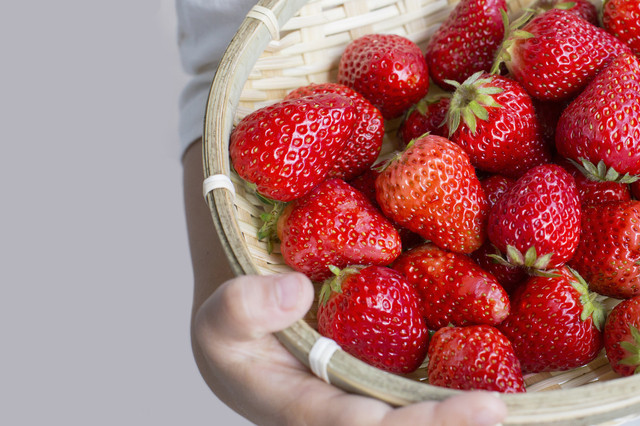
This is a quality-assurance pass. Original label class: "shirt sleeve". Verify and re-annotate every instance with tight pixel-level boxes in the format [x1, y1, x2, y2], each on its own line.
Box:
[176, 0, 257, 155]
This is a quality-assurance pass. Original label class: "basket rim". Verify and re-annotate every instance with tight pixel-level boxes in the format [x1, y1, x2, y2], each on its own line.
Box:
[202, 0, 640, 424]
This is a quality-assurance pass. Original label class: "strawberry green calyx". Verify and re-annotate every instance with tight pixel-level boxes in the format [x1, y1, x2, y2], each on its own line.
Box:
[318, 265, 362, 305]
[569, 158, 640, 184]
[257, 201, 287, 254]
[488, 245, 559, 276]
[619, 325, 640, 375]
[566, 266, 605, 331]
[445, 71, 503, 136]
[490, 9, 535, 75]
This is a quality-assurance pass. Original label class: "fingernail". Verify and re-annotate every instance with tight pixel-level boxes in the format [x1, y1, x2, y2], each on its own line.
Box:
[276, 274, 302, 311]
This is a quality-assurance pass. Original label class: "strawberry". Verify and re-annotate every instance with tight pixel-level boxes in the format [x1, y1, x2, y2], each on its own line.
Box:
[427, 324, 525, 393]
[424, 0, 506, 89]
[375, 134, 488, 254]
[276, 178, 401, 282]
[230, 93, 356, 202]
[531, 98, 570, 146]
[633, 181, 640, 200]
[348, 164, 425, 250]
[392, 243, 510, 330]
[285, 83, 384, 181]
[530, 0, 598, 24]
[470, 242, 527, 294]
[555, 52, 640, 179]
[480, 174, 516, 208]
[604, 295, 640, 376]
[568, 200, 640, 299]
[445, 72, 551, 178]
[487, 164, 581, 271]
[498, 267, 605, 373]
[317, 265, 429, 374]
[398, 95, 450, 146]
[495, 9, 633, 101]
[602, 0, 640, 58]
[338, 34, 430, 119]
[556, 157, 631, 206]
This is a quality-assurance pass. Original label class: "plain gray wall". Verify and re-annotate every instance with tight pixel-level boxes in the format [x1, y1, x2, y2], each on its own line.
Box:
[0, 0, 250, 424]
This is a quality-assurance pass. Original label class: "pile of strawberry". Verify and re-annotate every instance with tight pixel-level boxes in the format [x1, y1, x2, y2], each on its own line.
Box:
[229, 0, 640, 393]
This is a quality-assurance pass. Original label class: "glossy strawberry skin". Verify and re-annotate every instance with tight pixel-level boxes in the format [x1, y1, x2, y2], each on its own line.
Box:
[604, 295, 640, 376]
[556, 157, 631, 206]
[568, 201, 640, 299]
[448, 74, 551, 178]
[602, 0, 640, 58]
[481, 175, 516, 209]
[399, 96, 450, 146]
[338, 34, 430, 119]
[392, 243, 510, 330]
[506, 9, 633, 101]
[285, 83, 384, 181]
[531, 0, 598, 24]
[230, 93, 356, 202]
[424, 0, 506, 89]
[487, 164, 581, 269]
[427, 325, 526, 393]
[317, 266, 429, 374]
[555, 53, 640, 177]
[277, 178, 401, 282]
[498, 267, 604, 373]
[375, 135, 489, 254]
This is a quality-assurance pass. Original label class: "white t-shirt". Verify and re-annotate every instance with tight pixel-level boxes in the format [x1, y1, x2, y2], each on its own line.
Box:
[176, 0, 258, 154]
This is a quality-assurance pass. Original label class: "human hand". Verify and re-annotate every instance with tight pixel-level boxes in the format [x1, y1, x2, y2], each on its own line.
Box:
[193, 272, 508, 426]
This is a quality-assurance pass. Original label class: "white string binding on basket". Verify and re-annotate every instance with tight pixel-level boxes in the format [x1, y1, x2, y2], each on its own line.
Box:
[203, 174, 236, 200]
[247, 5, 280, 41]
[309, 336, 340, 384]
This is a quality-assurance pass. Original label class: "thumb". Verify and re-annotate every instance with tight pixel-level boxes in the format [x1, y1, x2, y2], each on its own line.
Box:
[195, 272, 315, 344]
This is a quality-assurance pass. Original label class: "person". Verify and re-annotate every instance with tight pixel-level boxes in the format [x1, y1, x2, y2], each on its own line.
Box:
[177, 1, 508, 424]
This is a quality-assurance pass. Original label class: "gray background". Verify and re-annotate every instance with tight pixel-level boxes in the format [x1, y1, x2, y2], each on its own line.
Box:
[0, 0, 250, 424]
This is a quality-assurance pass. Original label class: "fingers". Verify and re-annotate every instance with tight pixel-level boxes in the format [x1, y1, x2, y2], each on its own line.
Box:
[194, 272, 315, 344]
[426, 391, 507, 426]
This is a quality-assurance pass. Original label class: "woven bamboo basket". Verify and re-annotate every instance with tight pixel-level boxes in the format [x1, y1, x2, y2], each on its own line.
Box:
[202, 0, 640, 424]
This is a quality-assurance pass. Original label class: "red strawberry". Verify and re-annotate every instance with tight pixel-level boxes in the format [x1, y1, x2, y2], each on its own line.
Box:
[555, 52, 640, 179]
[556, 157, 631, 206]
[285, 83, 384, 181]
[602, 0, 640, 58]
[317, 265, 429, 374]
[338, 34, 430, 119]
[276, 178, 401, 281]
[633, 181, 640, 200]
[392, 243, 510, 330]
[530, 0, 598, 24]
[424, 0, 506, 89]
[480, 174, 516, 208]
[604, 295, 640, 376]
[498, 267, 605, 373]
[445, 72, 551, 178]
[568, 200, 640, 299]
[496, 9, 633, 101]
[531, 98, 570, 146]
[398, 95, 450, 146]
[230, 93, 356, 201]
[348, 164, 425, 250]
[487, 164, 581, 271]
[375, 134, 488, 253]
[470, 242, 527, 294]
[427, 324, 525, 393]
